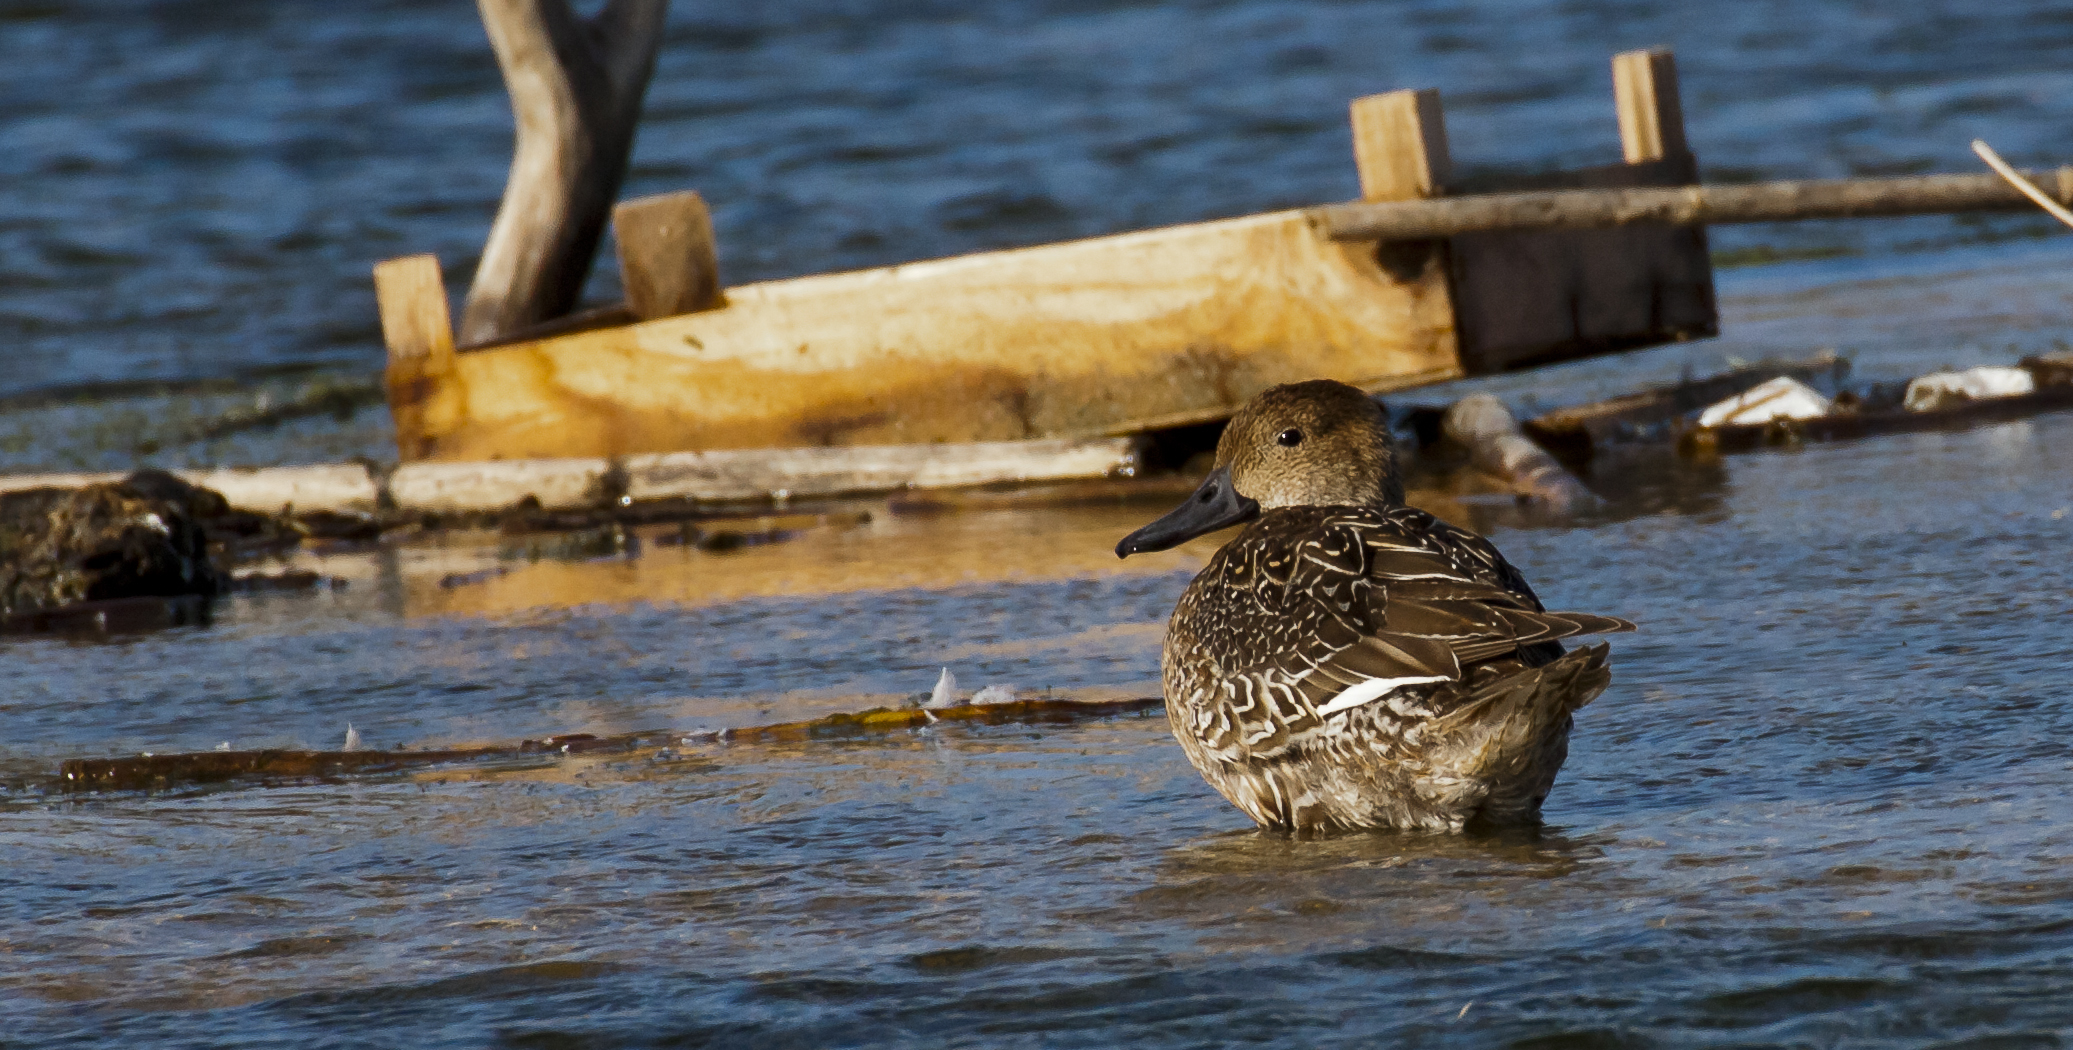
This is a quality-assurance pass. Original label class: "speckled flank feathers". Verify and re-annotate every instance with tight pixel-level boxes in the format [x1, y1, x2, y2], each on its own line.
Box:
[1122, 380, 1634, 833]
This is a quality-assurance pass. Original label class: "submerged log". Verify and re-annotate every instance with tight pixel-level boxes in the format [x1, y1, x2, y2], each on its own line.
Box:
[460, 0, 670, 345]
[57, 696, 1165, 791]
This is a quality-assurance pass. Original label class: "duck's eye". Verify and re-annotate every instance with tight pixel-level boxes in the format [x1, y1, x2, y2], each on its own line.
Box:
[1276, 428, 1303, 447]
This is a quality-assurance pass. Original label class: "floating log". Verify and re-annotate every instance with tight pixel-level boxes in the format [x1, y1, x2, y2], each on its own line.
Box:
[56, 696, 1165, 791]
[1441, 394, 1598, 509]
[1314, 169, 2073, 242]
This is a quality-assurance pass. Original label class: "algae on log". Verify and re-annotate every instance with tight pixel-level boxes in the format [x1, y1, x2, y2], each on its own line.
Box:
[0, 470, 232, 620]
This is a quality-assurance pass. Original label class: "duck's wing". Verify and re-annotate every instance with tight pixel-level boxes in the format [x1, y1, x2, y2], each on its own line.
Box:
[1287, 512, 1625, 700]
[1179, 509, 1631, 763]
[1196, 512, 1628, 760]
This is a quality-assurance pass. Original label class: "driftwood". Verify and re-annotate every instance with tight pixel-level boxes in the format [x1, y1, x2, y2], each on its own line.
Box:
[1440, 394, 1597, 509]
[1314, 168, 2073, 242]
[1524, 356, 1850, 460]
[460, 0, 670, 345]
[56, 696, 1165, 791]
[1684, 361, 2073, 456]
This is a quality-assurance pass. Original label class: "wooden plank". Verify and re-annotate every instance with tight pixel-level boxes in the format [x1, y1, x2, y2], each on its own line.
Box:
[1614, 48, 1687, 163]
[1443, 49, 1715, 373]
[0, 466, 379, 514]
[614, 190, 721, 320]
[397, 209, 1462, 461]
[1350, 89, 1451, 201]
[374, 254, 465, 461]
[373, 254, 455, 370]
[387, 437, 1142, 513]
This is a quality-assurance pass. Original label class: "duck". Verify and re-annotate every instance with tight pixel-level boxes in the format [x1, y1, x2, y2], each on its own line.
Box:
[1115, 379, 1634, 833]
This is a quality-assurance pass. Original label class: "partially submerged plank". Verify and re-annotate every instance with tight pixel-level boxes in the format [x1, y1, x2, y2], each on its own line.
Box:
[387, 436, 1142, 513]
[398, 209, 1462, 461]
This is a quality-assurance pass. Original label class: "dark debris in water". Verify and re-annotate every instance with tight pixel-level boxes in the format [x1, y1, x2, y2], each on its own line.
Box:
[53, 696, 1167, 792]
[0, 470, 228, 621]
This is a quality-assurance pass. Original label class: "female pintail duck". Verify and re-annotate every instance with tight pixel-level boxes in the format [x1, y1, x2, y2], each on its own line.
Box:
[1116, 380, 1634, 833]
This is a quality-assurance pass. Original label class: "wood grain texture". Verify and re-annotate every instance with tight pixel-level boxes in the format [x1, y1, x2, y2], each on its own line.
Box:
[386, 438, 1141, 512]
[1613, 49, 1686, 164]
[1442, 49, 1714, 374]
[613, 190, 720, 320]
[1350, 89, 1452, 201]
[375, 254, 466, 461]
[399, 209, 1461, 461]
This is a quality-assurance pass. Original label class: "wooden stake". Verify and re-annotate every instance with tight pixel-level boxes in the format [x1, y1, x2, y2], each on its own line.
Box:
[613, 190, 721, 320]
[374, 254, 455, 372]
[376, 253, 462, 461]
[461, 0, 670, 345]
[1350, 89, 1451, 201]
[1613, 49, 1688, 165]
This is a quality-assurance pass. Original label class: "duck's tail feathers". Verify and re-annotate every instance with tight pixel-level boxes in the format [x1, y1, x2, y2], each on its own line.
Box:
[1428, 643, 1613, 820]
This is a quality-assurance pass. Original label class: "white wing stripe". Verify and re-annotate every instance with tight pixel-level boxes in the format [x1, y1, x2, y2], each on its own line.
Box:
[1313, 675, 1451, 718]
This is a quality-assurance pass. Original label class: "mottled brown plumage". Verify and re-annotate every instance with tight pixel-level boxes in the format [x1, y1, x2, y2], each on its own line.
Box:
[1117, 380, 1634, 832]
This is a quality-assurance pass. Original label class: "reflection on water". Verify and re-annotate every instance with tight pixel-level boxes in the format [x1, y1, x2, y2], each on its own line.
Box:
[6, 410, 2073, 1045]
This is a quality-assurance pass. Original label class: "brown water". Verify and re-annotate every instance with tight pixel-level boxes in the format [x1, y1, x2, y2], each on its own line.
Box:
[9, 0, 2073, 1044]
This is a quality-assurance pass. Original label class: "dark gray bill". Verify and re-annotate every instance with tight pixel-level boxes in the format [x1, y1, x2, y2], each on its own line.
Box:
[1114, 465, 1260, 558]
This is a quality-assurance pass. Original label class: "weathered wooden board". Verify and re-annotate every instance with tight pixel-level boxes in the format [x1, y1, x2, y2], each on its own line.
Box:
[394, 208, 1460, 461]
[1444, 50, 1717, 373]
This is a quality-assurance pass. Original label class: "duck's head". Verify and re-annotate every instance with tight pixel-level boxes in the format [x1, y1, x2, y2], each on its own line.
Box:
[1116, 379, 1402, 557]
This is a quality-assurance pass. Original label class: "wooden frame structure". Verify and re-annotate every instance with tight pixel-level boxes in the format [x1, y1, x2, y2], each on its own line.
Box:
[377, 50, 1717, 462]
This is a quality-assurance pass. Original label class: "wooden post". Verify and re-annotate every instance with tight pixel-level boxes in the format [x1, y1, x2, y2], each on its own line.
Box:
[1350, 89, 1452, 201]
[375, 254, 461, 461]
[613, 190, 721, 321]
[460, 0, 671, 346]
[1613, 49, 1688, 165]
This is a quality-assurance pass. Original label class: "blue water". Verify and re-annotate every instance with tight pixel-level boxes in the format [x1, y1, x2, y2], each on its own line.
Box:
[7, 0, 2073, 1045]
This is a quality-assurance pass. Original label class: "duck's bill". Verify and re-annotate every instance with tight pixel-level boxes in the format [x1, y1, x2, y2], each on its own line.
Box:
[1115, 465, 1261, 558]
